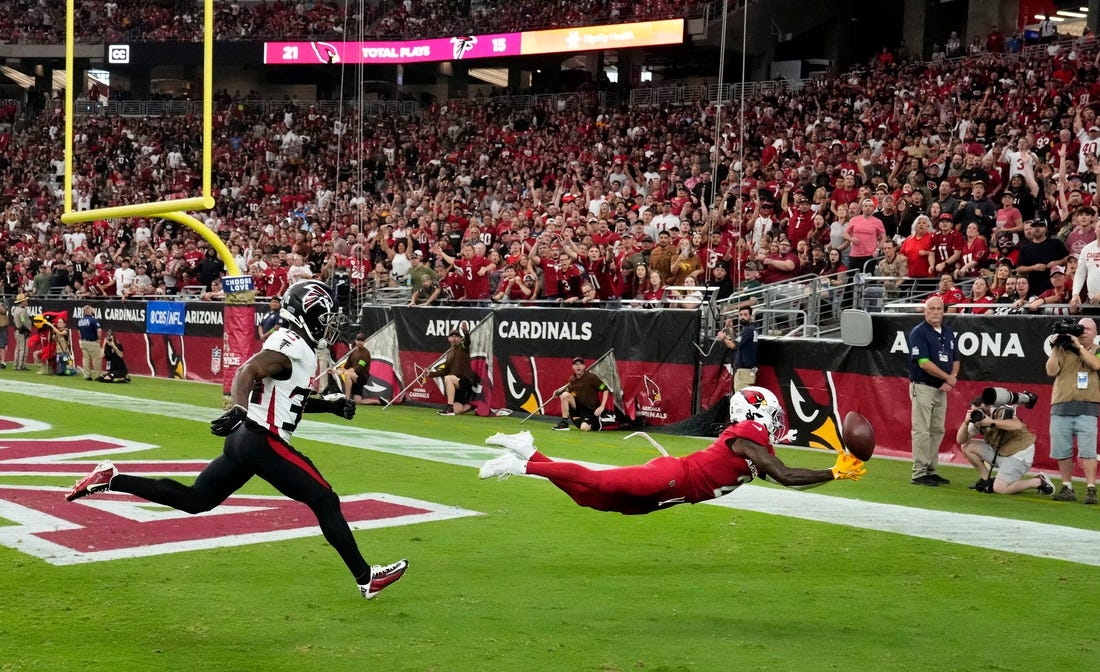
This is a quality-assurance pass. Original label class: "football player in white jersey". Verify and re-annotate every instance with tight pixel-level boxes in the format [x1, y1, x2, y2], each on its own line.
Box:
[65, 280, 408, 600]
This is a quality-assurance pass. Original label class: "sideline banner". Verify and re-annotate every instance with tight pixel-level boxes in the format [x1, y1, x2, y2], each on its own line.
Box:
[19, 299, 270, 383]
[15, 300, 1076, 450]
[364, 306, 699, 425]
[702, 314, 1076, 473]
[144, 302, 186, 336]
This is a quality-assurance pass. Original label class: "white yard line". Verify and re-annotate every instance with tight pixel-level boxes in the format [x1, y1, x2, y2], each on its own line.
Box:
[2, 379, 1098, 567]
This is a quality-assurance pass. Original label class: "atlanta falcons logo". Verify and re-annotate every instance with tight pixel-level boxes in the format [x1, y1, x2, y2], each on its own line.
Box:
[301, 286, 332, 313]
[450, 35, 477, 60]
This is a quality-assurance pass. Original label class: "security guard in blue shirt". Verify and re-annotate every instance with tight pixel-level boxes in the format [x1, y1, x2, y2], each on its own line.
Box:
[908, 296, 959, 486]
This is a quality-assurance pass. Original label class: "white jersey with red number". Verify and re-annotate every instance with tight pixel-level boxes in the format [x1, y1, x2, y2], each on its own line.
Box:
[246, 328, 317, 442]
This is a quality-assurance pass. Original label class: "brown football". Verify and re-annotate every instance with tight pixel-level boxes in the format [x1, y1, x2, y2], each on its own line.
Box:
[842, 411, 876, 461]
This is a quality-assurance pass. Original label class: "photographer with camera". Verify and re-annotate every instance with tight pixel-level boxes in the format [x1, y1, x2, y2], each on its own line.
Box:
[99, 331, 130, 383]
[957, 389, 1054, 495]
[1044, 317, 1100, 504]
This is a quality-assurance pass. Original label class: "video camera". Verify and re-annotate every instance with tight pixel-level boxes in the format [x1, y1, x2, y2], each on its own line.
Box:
[1050, 318, 1085, 349]
[969, 387, 1038, 423]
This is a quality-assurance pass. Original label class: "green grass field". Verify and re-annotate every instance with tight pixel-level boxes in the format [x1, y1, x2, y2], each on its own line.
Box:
[0, 372, 1096, 672]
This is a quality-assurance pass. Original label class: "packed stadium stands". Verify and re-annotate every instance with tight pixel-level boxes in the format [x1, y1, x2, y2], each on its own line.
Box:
[0, 0, 707, 44]
[0, 12, 1098, 332]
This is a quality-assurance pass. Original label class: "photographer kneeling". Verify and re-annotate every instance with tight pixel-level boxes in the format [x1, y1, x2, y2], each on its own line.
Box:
[98, 331, 130, 383]
[957, 391, 1055, 496]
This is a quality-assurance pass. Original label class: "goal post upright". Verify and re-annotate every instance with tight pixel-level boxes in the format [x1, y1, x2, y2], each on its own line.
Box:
[61, 0, 237, 276]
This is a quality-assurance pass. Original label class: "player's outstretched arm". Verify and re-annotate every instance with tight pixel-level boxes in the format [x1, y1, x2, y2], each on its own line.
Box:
[304, 395, 356, 419]
[733, 438, 846, 487]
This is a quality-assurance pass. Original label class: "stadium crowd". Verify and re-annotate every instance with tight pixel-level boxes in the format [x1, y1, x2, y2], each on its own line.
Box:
[0, 24, 1099, 315]
[0, 0, 704, 44]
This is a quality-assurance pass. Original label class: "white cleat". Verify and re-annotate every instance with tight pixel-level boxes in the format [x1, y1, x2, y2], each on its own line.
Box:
[358, 559, 408, 600]
[485, 431, 536, 459]
[478, 454, 527, 480]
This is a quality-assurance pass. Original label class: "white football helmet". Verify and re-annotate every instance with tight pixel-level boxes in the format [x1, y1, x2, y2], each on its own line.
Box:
[729, 386, 788, 444]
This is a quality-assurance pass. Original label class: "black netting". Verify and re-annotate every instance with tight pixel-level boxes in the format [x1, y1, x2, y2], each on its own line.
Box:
[657, 395, 729, 438]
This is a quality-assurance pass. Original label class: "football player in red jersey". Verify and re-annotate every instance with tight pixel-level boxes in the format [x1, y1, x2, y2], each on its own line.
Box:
[478, 387, 866, 514]
[64, 281, 408, 600]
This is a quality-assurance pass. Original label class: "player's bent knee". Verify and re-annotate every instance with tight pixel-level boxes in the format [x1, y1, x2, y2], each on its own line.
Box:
[304, 488, 341, 513]
[180, 493, 221, 515]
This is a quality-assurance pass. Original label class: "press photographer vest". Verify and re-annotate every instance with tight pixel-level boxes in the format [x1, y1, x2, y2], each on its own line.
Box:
[1049, 348, 1100, 406]
[981, 423, 1036, 457]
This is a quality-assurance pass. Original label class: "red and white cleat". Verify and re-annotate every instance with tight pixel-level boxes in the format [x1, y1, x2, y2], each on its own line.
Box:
[359, 559, 409, 600]
[65, 462, 118, 501]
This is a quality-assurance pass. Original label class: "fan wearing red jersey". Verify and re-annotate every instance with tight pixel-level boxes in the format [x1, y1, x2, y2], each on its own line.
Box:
[64, 280, 408, 600]
[478, 387, 866, 514]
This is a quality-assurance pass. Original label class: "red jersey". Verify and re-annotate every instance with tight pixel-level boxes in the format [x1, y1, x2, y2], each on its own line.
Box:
[931, 229, 964, 269]
[931, 287, 966, 308]
[584, 257, 618, 300]
[557, 263, 584, 300]
[456, 255, 493, 300]
[786, 210, 816, 247]
[265, 266, 289, 297]
[831, 186, 860, 208]
[678, 421, 774, 503]
[439, 270, 465, 302]
[959, 238, 988, 277]
[960, 294, 995, 314]
[538, 257, 565, 298]
[183, 249, 204, 269]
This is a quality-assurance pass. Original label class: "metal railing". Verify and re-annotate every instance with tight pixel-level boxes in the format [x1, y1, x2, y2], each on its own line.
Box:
[71, 98, 419, 118]
[472, 90, 610, 111]
[628, 79, 814, 108]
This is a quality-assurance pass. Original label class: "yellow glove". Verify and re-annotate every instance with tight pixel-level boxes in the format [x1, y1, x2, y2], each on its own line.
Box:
[830, 451, 867, 481]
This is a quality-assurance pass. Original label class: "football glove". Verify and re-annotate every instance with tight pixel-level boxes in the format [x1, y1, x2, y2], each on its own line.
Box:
[334, 398, 356, 420]
[830, 451, 867, 481]
[211, 405, 247, 437]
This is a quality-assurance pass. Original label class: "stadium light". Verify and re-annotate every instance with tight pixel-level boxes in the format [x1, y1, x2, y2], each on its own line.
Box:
[1057, 10, 1087, 18]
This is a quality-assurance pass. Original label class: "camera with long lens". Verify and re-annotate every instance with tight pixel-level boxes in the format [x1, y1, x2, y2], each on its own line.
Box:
[969, 407, 987, 424]
[981, 387, 1038, 410]
[1050, 318, 1085, 349]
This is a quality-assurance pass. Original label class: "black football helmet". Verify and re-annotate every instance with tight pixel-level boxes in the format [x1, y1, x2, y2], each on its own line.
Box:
[280, 280, 346, 348]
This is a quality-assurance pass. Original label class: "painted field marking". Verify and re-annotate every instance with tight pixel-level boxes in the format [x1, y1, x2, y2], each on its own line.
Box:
[1, 379, 1096, 567]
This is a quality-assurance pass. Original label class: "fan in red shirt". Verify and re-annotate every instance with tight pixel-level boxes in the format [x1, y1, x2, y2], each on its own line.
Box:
[182, 241, 205, 269]
[531, 242, 569, 300]
[583, 246, 618, 300]
[555, 251, 585, 301]
[1029, 266, 1073, 311]
[477, 386, 866, 513]
[830, 174, 860, 209]
[438, 267, 466, 303]
[956, 222, 989, 278]
[698, 230, 732, 276]
[930, 213, 964, 275]
[785, 196, 816, 247]
[899, 215, 935, 280]
[930, 273, 966, 310]
[249, 262, 270, 297]
[265, 262, 289, 299]
[440, 242, 495, 302]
